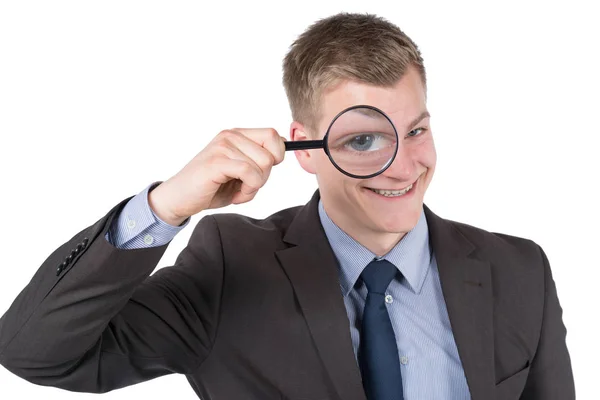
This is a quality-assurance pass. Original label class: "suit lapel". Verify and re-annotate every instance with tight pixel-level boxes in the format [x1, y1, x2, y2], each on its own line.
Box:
[275, 190, 366, 400]
[423, 205, 495, 399]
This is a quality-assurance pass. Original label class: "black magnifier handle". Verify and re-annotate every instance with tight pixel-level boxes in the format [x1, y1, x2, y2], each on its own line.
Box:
[284, 140, 324, 151]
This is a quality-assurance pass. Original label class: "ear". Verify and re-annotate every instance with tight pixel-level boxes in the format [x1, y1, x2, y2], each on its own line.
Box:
[290, 121, 317, 175]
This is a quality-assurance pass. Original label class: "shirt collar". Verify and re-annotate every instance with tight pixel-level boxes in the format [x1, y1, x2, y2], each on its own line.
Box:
[318, 199, 431, 296]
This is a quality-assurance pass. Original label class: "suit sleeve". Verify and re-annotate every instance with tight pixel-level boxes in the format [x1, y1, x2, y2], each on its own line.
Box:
[0, 196, 224, 393]
[520, 244, 576, 399]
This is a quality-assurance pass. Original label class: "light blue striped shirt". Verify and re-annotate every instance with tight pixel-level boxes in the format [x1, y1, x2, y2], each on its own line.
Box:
[317, 200, 470, 399]
[107, 182, 470, 399]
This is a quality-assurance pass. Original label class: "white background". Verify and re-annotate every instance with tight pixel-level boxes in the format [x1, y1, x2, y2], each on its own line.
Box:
[0, 0, 598, 398]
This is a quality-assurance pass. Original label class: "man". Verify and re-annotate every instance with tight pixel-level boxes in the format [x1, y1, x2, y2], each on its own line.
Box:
[0, 12, 574, 400]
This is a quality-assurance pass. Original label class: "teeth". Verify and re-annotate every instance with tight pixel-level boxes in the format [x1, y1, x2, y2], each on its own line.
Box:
[370, 183, 413, 197]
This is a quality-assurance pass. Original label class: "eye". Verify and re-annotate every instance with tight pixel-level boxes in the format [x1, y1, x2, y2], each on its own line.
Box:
[407, 127, 428, 138]
[332, 132, 396, 153]
[345, 134, 376, 151]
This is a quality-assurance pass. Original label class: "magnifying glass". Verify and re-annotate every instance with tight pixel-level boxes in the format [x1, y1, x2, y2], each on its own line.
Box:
[284, 105, 399, 179]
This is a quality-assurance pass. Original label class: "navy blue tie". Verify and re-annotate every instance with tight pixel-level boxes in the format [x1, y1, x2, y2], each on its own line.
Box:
[359, 259, 404, 400]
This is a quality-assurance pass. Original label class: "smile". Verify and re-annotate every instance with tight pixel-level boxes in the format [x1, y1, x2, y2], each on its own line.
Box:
[366, 180, 416, 197]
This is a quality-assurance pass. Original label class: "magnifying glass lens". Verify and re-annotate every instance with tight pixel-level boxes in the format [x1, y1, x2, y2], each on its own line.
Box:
[326, 106, 398, 178]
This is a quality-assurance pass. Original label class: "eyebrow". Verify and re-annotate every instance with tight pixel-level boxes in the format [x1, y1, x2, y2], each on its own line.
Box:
[407, 110, 430, 131]
[346, 107, 430, 130]
[354, 107, 388, 119]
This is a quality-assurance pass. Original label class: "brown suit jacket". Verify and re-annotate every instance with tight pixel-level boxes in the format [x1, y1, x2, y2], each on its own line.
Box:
[0, 190, 575, 399]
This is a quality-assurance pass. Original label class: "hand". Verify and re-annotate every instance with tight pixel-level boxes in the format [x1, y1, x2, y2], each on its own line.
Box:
[149, 128, 286, 225]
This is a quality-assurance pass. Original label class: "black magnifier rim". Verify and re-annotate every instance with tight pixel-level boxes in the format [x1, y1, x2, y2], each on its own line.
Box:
[323, 104, 399, 179]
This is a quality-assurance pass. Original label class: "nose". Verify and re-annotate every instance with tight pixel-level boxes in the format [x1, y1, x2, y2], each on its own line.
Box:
[381, 143, 415, 180]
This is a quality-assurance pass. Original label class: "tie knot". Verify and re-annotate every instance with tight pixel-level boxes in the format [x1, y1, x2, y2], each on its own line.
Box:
[360, 259, 398, 294]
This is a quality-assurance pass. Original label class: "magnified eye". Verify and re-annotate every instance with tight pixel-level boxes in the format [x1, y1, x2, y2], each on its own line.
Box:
[346, 134, 376, 151]
[339, 133, 395, 153]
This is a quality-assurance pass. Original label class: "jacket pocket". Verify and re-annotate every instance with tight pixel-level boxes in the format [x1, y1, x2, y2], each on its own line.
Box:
[495, 364, 530, 399]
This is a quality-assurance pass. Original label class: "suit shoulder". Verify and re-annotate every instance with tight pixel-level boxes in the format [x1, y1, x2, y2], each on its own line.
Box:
[444, 216, 541, 261]
[199, 204, 303, 241]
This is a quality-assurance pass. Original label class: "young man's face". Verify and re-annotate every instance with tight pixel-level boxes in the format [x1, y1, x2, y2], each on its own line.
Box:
[291, 66, 436, 254]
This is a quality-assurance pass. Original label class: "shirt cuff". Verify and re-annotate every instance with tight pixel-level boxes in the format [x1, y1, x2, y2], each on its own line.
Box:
[106, 181, 190, 249]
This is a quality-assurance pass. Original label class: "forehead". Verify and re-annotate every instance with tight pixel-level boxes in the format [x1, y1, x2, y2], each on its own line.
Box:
[318, 67, 427, 129]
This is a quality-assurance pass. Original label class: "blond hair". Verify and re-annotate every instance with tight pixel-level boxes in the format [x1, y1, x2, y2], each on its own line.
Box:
[282, 12, 426, 133]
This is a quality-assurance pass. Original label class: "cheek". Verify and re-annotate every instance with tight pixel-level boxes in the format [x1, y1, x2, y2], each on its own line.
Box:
[416, 138, 437, 167]
[314, 151, 337, 175]
[315, 158, 355, 195]
[425, 147, 437, 167]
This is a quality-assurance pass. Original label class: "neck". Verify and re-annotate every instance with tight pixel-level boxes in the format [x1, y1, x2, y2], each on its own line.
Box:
[323, 203, 407, 257]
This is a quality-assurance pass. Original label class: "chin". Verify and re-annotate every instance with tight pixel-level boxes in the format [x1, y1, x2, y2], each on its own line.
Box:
[374, 208, 421, 233]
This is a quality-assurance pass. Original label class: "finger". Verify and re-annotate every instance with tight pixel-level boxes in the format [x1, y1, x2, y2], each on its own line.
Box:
[218, 142, 275, 190]
[211, 158, 264, 193]
[231, 128, 286, 166]
[230, 184, 259, 205]
[222, 131, 277, 176]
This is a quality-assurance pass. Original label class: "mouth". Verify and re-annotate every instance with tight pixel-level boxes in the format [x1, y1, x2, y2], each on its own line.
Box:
[364, 177, 419, 198]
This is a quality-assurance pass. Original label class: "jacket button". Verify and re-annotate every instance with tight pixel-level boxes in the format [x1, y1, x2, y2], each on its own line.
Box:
[66, 254, 73, 263]
[56, 261, 68, 275]
[76, 243, 83, 251]
[82, 237, 89, 247]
